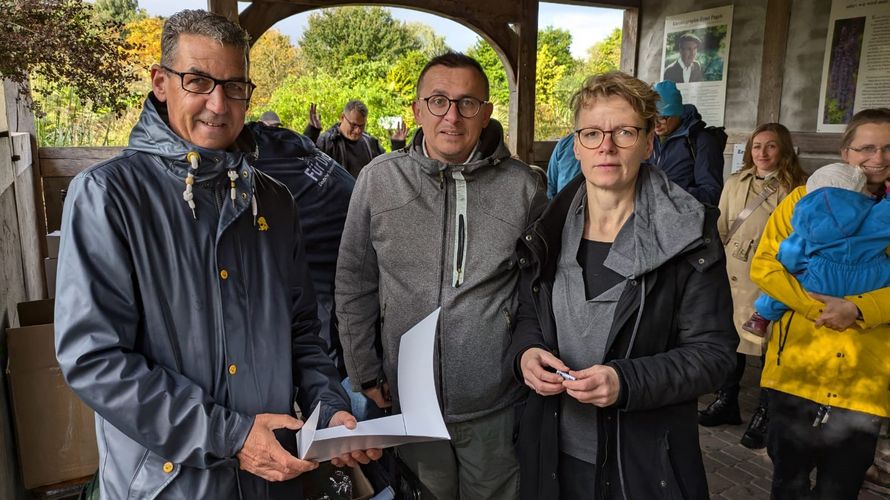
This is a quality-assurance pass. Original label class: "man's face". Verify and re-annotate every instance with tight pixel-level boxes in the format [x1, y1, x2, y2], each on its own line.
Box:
[679, 40, 699, 66]
[338, 109, 367, 141]
[412, 65, 492, 164]
[654, 115, 682, 137]
[151, 34, 248, 150]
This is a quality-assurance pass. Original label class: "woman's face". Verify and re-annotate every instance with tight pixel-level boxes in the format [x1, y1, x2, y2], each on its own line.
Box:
[573, 95, 654, 195]
[841, 122, 890, 192]
[750, 130, 781, 174]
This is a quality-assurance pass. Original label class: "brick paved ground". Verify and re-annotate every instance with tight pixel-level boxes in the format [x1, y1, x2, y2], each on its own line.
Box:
[698, 356, 889, 499]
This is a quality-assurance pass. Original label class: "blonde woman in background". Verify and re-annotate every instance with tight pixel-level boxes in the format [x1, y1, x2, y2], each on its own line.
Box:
[698, 123, 806, 451]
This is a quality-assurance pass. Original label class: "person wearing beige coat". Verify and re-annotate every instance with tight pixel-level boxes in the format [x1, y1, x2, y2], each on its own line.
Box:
[699, 123, 807, 451]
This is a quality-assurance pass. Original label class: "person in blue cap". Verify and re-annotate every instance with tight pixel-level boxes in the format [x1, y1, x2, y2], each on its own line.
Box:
[649, 80, 725, 205]
[546, 133, 581, 198]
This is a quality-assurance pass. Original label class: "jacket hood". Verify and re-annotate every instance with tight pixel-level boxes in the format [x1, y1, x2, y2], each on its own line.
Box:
[792, 187, 874, 244]
[606, 165, 706, 277]
[407, 118, 511, 175]
[666, 103, 703, 139]
[125, 93, 258, 182]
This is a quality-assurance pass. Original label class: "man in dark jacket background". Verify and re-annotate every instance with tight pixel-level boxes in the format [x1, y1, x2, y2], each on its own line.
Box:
[649, 80, 724, 205]
[54, 10, 377, 499]
[305, 99, 408, 178]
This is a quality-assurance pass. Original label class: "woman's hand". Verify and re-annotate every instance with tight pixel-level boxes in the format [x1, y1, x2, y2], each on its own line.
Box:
[563, 365, 621, 407]
[520, 348, 569, 396]
[810, 292, 860, 331]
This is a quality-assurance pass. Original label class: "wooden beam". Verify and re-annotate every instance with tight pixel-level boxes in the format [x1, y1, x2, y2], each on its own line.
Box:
[755, 0, 792, 124]
[208, 0, 239, 23]
[620, 8, 639, 76]
[245, 0, 523, 24]
[240, 2, 308, 46]
[509, 0, 537, 163]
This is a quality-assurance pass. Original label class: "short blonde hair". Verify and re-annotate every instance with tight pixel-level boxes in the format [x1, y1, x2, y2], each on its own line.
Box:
[570, 71, 659, 131]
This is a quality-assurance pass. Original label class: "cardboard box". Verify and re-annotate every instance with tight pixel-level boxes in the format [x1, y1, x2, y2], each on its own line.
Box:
[6, 299, 98, 489]
[46, 231, 61, 259]
[44, 257, 57, 298]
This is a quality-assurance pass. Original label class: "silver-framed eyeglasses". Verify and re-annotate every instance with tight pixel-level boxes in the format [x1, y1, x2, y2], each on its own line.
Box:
[846, 145, 890, 157]
[420, 95, 488, 118]
[575, 126, 645, 149]
[161, 65, 256, 101]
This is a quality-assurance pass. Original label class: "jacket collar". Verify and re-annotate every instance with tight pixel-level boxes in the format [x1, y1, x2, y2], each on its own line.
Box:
[125, 93, 258, 182]
[407, 118, 511, 176]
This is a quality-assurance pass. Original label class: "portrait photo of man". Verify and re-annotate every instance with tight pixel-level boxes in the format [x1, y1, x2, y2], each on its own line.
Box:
[664, 32, 705, 84]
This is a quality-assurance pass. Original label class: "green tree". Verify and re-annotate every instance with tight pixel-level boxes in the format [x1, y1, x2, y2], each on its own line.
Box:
[299, 7, 421, 74]
[94, 0, 140, 25]
[249, 29, 302, 113]
[538, 27, 575, 71]
[466, 38, 509, 127]
[406, 22, 449, 58]
[584, 27, 621, 76]
[0, 0, 138, 115]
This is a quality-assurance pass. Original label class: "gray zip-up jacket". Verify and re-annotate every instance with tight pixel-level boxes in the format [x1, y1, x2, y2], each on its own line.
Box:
[54, 94, 348, 499]
[336, 122, 547, 423]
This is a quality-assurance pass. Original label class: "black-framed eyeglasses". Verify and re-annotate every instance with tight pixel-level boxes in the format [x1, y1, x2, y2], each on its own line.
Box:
[160, 65, 255, 101]
[341, 115, 366, 131]
[420, 95, 488, 118]
[655, 115, 671, 123]
[575, 126, 645, 150]
[846, 145, 890, 157]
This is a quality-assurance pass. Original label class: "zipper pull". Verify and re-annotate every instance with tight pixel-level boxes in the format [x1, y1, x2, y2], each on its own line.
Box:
[812, 405, 826, 427]
[822, 406, 831, 425]
[439, 170, 444, 190]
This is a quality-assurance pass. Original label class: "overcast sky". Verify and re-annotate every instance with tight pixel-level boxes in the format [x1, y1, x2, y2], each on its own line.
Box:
[134, 1, 624, 59]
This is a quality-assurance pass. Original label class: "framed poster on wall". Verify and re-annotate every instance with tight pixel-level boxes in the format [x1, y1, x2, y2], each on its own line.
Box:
[817, 0, 890, 132]
[660, 5, 733, 127]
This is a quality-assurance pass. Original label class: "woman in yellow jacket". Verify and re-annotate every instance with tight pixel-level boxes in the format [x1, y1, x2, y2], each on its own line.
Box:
[750, 107, 890, 499]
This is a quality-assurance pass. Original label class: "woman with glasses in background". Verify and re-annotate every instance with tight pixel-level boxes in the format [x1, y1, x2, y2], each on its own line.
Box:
[508, 71, 737, 500]
[750, 108, 890, 499]
[698, 123, 807, 448]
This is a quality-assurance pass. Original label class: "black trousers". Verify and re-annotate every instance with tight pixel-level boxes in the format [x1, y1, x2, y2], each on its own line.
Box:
[767, 390, 882, 499]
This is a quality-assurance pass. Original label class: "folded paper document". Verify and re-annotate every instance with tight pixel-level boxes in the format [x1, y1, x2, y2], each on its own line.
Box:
[297, 308, 450, 461]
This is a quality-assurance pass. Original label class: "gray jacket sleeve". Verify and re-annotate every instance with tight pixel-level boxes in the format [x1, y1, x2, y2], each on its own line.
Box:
[335, 169, 383, 391]
[54, 174, 254, 468]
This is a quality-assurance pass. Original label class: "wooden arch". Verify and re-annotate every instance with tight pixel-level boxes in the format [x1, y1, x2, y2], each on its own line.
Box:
[208, 0, 539, 160]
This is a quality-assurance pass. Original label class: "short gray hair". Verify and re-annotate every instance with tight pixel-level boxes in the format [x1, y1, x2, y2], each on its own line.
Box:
[160, 10, 251, 69]
[343, 100, 369, 117]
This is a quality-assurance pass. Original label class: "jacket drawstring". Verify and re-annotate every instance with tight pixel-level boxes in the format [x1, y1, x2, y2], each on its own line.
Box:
[227, 169, 238, 207]
[452, 170, 468, 287]
[184, 152, 200, 219]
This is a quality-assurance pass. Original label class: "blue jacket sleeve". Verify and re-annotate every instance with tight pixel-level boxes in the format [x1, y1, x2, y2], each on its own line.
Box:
[546, 144, 561, 199]
[776, 233, 808, 275]
[54, 174, 254, 469]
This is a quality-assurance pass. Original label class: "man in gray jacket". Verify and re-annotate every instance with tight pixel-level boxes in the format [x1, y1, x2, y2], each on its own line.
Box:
[336, 52, 547, 499]
[54, 10, 377, 499]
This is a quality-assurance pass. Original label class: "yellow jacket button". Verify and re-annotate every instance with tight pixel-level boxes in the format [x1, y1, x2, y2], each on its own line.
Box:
[163, 462, 174, 473]
[228, 364, 237, 375]
[220, 269, 229, 280]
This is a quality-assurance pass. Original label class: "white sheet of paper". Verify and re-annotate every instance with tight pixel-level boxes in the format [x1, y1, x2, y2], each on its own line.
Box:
[297, 308, 450, 462]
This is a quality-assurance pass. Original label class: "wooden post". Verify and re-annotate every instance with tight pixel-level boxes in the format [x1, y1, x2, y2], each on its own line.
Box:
[207, 0, 239, 23]
[509, 0, 537, 164]
[756, 0, 792, 124]
[620, 8, 639, 76]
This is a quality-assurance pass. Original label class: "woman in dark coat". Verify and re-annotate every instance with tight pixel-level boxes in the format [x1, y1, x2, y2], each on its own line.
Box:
[507, 71, 738, 500]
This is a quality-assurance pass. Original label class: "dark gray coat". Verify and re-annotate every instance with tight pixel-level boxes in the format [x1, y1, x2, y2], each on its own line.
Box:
[54, 94, 349, 499]
[508, 168, 737, 499]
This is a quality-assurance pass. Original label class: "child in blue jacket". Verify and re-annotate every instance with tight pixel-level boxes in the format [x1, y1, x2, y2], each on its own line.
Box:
[744, 163, 890, 336]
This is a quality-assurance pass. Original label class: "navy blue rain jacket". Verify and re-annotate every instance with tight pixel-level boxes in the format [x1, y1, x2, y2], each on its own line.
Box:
[649, 104, 724, 205]
[54, 94, 349, 499]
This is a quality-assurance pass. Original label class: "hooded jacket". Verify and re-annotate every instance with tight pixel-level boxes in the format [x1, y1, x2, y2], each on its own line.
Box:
[336, 120, 547, 423]
[507, 167, 737, 500]
[776, 187, 890, 296]
[752, 186, 890, 417]
[54, 95, 349, 499]
[649, 104, 724, 205]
